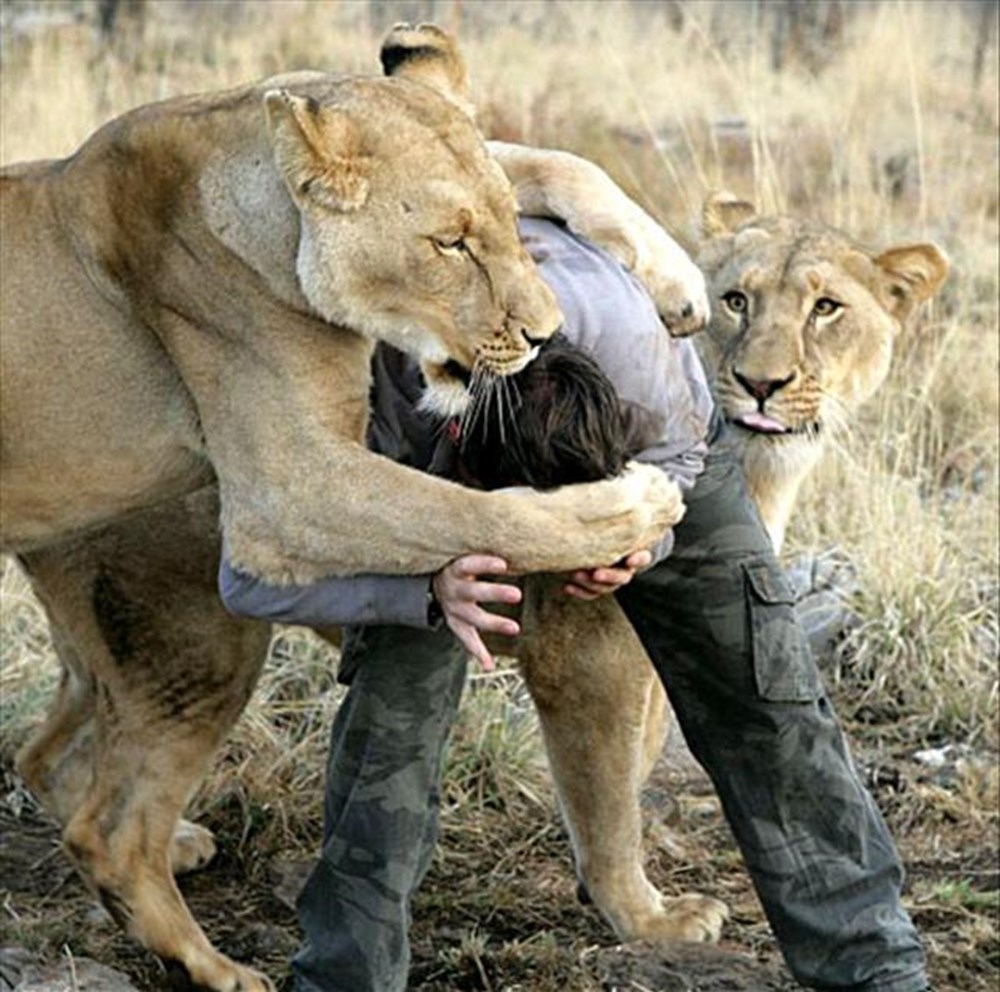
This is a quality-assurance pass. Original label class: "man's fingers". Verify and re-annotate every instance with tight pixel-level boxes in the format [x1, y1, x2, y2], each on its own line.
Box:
[454, 602, 520, 637]
[589, 567, 634, 586]
[454, 623, 495, 672]
[462, 581, 522, 606]
[567, 569, 632, 591]
[623, 549, 654, 570]
[450, 554, 510, 577]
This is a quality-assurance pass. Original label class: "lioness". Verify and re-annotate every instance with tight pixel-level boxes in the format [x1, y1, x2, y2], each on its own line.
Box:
[1, 58, 690, 992]
[696, 192, 949, 550]
[500, 159, 949, 550]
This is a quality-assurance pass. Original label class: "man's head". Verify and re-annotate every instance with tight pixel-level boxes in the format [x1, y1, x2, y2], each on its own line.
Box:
[458, 335, 632, 491]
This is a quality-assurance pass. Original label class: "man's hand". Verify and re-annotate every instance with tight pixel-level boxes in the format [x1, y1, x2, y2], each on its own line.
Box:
[563, 549, 652, 601]
[432, 555, 522, 672]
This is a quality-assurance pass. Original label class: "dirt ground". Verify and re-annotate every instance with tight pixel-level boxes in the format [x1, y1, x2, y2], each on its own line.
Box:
[1, 719, 996, 992]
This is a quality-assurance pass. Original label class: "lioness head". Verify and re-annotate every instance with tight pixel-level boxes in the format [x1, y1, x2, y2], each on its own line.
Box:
[264, 65, 561, 416]
[697, 192, 949, 445]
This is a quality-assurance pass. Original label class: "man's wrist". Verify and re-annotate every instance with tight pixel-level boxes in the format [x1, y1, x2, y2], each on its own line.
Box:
[426, 577, 445, 628]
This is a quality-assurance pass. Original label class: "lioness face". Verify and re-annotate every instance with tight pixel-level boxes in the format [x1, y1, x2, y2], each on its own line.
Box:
[266, 80, 562, 415]
[697, 212, 948, 446]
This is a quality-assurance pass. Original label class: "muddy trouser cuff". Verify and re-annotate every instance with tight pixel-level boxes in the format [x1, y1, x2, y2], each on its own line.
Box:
[292, 624, 467, 992]
[616, 427, 928, 991]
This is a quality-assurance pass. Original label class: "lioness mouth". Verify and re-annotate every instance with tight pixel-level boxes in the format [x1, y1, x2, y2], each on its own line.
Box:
[731, 412, 820, 438]
[443, 358, 472, 386]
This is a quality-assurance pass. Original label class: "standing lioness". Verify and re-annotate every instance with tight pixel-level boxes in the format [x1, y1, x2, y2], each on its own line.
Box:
[0, 66, 682, 992]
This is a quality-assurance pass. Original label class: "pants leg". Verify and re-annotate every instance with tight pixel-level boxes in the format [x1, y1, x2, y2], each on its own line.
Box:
[293, 624, 467, 992]
[616, 428, 928, 992]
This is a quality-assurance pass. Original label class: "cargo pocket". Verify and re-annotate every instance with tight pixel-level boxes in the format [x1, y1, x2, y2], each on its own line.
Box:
[744, 561, 821, 702]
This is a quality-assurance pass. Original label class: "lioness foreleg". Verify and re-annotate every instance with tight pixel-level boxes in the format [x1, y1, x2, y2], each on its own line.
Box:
[519, 584, 728, 944]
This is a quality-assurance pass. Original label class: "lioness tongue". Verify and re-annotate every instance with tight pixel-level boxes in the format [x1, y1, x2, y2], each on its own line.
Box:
[736, 411, 790, 434]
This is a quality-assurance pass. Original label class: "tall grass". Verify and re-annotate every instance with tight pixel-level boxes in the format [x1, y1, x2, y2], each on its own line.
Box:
[0, 0, 997, 783]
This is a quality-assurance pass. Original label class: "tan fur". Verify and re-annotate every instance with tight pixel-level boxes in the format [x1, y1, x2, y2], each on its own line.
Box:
[0, 71, 683, 579]
[697, 192, 949, 551]
[506, 585, 728, 944]
[2, 61, 690, 992]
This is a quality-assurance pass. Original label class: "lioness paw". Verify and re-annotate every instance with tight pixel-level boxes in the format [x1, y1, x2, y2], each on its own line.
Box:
[620, 463, 686, 529]
[638, 251, 711, 338]
[655, 893, 730, 944]
[169, 819, 217, 876]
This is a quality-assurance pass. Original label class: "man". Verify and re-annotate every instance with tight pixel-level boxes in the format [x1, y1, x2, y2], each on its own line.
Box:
[222, 218, 929, 992]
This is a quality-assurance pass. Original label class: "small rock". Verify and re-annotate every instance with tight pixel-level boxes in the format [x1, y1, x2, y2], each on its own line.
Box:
[913, 744, 960, 770]
[589, 940, 798, 991]
[0, 948, 37, 992]
[271, 857, 314, 911]
[912, 743, 990, 787]
[0, 951, 140, 992]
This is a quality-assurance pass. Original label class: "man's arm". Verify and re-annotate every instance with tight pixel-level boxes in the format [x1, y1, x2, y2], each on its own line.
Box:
[220, 557, 436, 630]
[220, 552, 522, 671]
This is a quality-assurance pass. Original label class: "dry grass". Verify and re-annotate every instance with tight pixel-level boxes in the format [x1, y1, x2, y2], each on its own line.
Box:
[0, 1, 997, 989]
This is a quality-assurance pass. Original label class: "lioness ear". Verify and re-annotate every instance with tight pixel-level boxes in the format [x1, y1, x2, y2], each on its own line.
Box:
[874, 243, 949, 320]
[379, 22, 476, 120]
[702, 190, 757, 238]
[264, 89, 371, 212]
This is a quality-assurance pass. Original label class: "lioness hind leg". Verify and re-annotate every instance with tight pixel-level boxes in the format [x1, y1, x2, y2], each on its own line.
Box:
[14, 615, 97, 823]
[20, 492, 274, 991]
[62, 700, 273, 992]
[14, 609, 219, 878]
[520, 586, 728, 944]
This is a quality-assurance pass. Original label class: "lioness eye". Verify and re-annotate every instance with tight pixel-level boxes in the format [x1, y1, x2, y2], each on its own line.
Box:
[722, 290, 748, 314]
[812, 297, 843, 317]
[434, 236, 468, 254]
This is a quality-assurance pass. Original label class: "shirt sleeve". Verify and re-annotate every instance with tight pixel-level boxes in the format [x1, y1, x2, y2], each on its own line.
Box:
[219, 554, 436, 629]
[518, 217, 715, 565]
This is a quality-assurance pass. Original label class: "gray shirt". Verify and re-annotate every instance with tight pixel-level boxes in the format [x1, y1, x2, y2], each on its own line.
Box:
[220, 217, 714, 628]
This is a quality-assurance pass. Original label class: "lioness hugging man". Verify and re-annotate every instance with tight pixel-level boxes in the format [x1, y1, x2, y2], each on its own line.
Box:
[0, 31, 682, 992]
[1, 18, 943, 992]
[218, 24, 936, 992]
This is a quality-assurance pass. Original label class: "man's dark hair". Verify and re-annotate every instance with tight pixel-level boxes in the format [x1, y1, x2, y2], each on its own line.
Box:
[458, 335, 630, 491]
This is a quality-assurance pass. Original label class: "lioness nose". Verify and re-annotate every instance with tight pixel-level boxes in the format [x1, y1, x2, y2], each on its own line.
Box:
[734, 369, 796, 402]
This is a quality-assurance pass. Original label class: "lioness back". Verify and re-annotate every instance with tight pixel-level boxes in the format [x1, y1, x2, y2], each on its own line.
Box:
[0, 78, 302, 548]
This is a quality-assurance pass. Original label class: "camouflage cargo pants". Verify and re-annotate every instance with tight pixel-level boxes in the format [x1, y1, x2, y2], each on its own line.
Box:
[615, 426, 927, 992]
[292, 624, 467, 992]
[292, 427, 928, 992]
